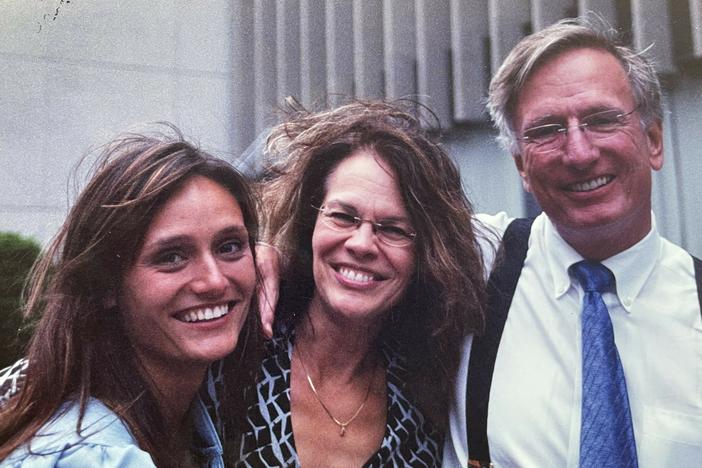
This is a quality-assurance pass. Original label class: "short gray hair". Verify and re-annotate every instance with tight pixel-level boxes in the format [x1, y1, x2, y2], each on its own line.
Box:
[487, 17, 663, 155]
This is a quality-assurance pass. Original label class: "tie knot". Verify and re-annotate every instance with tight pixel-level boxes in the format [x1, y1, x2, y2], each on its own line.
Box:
[570, 261, 614, 293]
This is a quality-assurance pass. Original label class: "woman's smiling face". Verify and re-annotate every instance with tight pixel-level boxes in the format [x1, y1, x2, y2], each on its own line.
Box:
[310, 149, 416, 325]
[120, 175, 256, 375]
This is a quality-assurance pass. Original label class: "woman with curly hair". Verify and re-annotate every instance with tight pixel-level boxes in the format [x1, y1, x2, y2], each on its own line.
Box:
[239, 101, 486, 467]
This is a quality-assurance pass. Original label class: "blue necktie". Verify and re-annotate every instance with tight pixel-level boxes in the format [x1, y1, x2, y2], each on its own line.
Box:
[570, 261, 638, 468]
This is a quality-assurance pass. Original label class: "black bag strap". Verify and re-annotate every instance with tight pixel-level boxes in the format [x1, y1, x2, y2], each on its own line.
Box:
[466, 218, 534, 463]
[694, 255, 702, 318]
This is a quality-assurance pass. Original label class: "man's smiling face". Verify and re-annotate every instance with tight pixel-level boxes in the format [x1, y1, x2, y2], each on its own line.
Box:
[513, 47, 663, 257]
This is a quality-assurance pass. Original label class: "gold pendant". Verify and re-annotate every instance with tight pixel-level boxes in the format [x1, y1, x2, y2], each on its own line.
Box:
[339, 425, 346, 436]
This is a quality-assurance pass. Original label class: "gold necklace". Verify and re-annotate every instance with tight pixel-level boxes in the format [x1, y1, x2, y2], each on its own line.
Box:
[295, 346, 376, 437]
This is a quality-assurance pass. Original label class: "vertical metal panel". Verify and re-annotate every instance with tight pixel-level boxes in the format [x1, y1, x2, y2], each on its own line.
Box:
[300, 0, 327, 105]
[489, 0, 531, 75]
[631, 0, 675, 74]
[691, 0, 702, 57]
[383, 0, 416, 99]
[254, 0, 277, 132]
[231, 0, 255, 157]
[577, 0, 618, 26]
[353, 0, 384, 98]
[326, 0, 355, 106]
[276, 0, 301, 103]
[416, 0, 452, 129]
[651, 93, 684, 249]
[672, 76, 702, 257]
[532, 0, 576, 31]
[450, 0, 489, 122]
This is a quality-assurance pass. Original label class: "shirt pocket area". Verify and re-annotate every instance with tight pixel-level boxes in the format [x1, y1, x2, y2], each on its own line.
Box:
[639, 405, 702, 464]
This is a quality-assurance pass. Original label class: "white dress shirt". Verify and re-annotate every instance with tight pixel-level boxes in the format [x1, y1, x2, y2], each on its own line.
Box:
[443, 212, 702, 468]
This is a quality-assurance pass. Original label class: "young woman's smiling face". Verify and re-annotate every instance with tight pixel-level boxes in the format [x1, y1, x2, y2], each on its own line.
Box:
[121, 175, 256, 376]
[310, 150, 416, 326]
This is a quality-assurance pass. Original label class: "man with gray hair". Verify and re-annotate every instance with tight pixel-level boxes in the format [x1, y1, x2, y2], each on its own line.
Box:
[444, 18, 702, 467]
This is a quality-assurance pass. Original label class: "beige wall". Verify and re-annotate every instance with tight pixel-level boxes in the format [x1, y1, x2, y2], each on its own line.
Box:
[1, 0, 239, 242]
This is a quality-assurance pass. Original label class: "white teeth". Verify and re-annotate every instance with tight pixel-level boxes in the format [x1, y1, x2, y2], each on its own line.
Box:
[339, 267, 374, 283]
[180, 304, 229, 323]
[183, 311, 198, 322]
[570, 176, 612, 192]
[212, 305, 226, 319]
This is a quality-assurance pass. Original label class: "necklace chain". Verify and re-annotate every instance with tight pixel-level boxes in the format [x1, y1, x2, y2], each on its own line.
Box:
[295, 346, 375, 437]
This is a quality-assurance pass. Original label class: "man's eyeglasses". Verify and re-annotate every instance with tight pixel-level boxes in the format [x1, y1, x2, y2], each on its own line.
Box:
[518, 107, 638, 153]
[313, 204, 416, 247]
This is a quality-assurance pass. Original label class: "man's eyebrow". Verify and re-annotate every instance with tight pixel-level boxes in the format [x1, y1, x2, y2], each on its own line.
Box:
[581, 105, 624, 116]
[523, 113, 561, 129]
[524, 105, 626, 129]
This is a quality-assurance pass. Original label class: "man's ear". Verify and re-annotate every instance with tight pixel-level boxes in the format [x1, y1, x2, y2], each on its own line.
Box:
[513, 154, 532, 193]
[646, 119, 664, 171]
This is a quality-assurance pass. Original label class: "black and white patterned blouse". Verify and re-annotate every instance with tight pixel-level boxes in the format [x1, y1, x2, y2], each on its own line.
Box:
[0, 357, 27, 406]
[237, 332, 443, 467]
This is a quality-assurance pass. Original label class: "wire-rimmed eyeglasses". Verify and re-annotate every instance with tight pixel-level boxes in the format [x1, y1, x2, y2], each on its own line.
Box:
[518, 107, 639, 153]
[312, 204, 416, 247]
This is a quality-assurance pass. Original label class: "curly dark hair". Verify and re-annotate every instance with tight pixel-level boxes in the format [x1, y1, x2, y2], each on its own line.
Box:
[261, 99, 486, 427]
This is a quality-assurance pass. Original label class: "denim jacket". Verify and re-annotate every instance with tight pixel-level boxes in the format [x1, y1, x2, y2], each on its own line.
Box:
[1, 396, 224, 468]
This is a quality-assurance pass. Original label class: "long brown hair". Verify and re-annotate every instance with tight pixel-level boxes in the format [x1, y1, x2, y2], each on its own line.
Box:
[262, 100, 486, 428]
[0, 127, 262, 465]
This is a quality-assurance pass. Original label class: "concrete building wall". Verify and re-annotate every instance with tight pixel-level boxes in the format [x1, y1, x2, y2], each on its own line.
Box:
[1, 1, 239, 242]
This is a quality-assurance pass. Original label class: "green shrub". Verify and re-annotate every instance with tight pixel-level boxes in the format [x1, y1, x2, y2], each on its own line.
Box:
[0, 232, 41, 368]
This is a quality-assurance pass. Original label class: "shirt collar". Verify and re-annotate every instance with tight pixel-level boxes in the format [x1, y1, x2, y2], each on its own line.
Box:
[542, 213, 661, 313]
